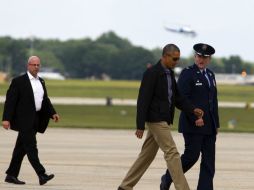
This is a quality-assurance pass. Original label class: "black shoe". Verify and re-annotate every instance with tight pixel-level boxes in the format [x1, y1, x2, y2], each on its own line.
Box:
[38, 173, 54, 185]
[5, 175, 25, 185]
[160, 175, 170, 190]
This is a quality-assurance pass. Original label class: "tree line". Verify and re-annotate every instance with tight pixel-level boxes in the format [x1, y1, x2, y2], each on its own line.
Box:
[0, 31, 253, 80]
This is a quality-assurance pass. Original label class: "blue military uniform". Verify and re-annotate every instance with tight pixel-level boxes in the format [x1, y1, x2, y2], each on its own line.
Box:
[161, 43, 219, 190]
[178, 64, 219, 134]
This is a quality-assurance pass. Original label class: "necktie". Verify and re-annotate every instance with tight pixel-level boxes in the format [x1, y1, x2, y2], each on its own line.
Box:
[202, 70, 211, 87]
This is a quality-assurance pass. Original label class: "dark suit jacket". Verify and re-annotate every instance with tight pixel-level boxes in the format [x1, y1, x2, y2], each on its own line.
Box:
[2, 73, 56, 133]
[136, 61, 195, 130]
[178, 64, 220, 134]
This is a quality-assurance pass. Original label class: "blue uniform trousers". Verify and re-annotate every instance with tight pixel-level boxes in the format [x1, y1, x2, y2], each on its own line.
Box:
[161, 133, 216, 190]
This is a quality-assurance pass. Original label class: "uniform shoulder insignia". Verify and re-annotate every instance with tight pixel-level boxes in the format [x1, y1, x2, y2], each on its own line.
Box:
[181, 67, 192, 75]
[188, 65, 195, 69]
[181, 68, 188, 72]
[185, 65, 194, 70]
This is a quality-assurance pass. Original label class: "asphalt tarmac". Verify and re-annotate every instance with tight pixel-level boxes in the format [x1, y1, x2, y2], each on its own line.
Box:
[0, 128, 254, 190]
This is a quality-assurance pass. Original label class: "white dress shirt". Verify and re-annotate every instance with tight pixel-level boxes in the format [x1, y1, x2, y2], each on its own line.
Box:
[27, 72, 44, 111]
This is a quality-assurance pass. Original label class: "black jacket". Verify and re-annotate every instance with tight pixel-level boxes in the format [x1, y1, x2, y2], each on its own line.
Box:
[2, 73, 56, 133]
[136, 61, 195, 130]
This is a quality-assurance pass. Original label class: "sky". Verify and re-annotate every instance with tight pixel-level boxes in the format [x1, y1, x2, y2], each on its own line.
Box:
[1, 0, 254, 62]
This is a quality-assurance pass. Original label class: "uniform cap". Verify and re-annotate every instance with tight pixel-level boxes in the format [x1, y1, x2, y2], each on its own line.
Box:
[193, 43, 215, 57]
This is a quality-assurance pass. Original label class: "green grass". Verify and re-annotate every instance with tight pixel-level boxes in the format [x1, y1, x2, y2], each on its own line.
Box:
[0, 80, 140, 99]
[0, 80, 254, 102]
[48, 106, 254, 133]
[217, 85, 254, 102]
[217, 108, 254, 132]
[0, 80, 253, 132]
[50, 105, 136, 129]
[1, 104, 252, 132]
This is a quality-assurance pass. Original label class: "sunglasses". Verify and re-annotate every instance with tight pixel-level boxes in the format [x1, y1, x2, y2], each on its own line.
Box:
[166, 54, 180, 61]
[171, 57, 180, 61]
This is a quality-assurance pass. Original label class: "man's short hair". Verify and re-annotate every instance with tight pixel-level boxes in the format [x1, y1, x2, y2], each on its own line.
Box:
[162, 44, 180, 56]
[27, 56, 39, 64]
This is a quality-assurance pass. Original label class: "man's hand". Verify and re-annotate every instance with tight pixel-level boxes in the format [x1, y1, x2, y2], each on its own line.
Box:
[193, 108, 204, 119]
[2, 121, 10, 130]
[135, 129, 144, 139]
[52, 114, 60, 122]
[195, 118, 204, 127]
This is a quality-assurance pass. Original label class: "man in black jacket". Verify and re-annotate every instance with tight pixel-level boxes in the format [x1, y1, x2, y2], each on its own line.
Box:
[2, 56, 60, 185]
[118, 44, 203, 190]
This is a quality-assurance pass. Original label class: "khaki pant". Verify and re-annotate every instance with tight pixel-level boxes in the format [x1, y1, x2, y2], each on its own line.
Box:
[119, 122, 190, 190]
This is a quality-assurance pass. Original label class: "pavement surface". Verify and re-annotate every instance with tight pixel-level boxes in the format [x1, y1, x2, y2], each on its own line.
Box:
[0, 128, 254, 190]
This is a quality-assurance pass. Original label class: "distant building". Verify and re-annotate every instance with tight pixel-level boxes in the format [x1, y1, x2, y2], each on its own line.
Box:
[215, 73, 254, 85]
[38, 72, 65, 80]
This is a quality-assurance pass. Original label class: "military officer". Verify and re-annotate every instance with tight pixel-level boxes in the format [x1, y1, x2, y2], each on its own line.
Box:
[160, 43, 220, 190]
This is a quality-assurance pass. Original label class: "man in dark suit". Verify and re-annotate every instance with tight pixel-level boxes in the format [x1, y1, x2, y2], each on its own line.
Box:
[160, 43, 219, 190]
[118, 44, 204, 190]
[2, 56, 60, 185]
